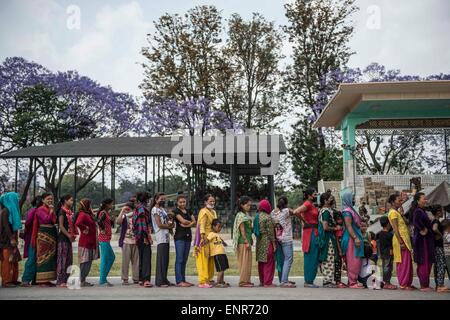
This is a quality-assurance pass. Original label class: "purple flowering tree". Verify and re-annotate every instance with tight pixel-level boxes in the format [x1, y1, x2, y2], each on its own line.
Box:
[0, 57, 140, 207]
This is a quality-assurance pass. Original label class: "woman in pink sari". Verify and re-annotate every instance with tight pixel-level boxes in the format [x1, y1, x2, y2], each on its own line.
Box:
[340, 190, 364, 288]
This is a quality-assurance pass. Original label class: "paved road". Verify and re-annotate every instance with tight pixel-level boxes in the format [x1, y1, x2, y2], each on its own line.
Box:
[1, 276, 449, 300]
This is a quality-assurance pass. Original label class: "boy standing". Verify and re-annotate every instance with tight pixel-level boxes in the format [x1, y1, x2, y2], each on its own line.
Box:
[377, 216, 397, 289]
[207, 219, 229, 288]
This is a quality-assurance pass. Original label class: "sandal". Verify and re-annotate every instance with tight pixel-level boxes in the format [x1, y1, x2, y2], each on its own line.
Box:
[20, 282, 33, 288]
[383, 284, 397, 290]
[337, 282, 348, 288]
[323, 283, 338, 288]
[280, 282, 296, 288]
[348, 284, 364, 289]
[198, 283, 213, 288]
[143, 281, 153, 288]
[239, 283, 254, 288]
[436, 286, 450, 293]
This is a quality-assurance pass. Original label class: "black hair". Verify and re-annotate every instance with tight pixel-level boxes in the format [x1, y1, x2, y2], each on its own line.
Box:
[136, 191, 151, 204]
[177, 194, 188, 202]
[149, 192, 165, 213]
[388, 193, 401, 205]
[99, 198, 114, 213]
[304, 187, 316, 200]
[430, 205, 443, 216]
[39, 192, 53, 207]
[369, 231, 375, 240]
[319, 192, 333, 208]
[277, 196, 288, 210]
[406, 192, 425, 224]
[333, 210, 343, 222]
[441, 219, 450, 230]
[97, 198, 114, 230]
[379, 215, 390, 228]
[237, 196, 252, 213]
[124, 201, 135, 210]
[31, 195, 42, 208]
[212, 218, 221, 228]
[56, 194, 73, 216]
[203, 193, 214, 204]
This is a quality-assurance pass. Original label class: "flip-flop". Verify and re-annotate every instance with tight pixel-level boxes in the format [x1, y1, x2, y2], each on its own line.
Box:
[143, 281, 153, 288]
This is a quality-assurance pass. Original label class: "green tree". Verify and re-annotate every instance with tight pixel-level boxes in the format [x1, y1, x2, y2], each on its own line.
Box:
[289, 119, 342, 189]
[284, 0, 357, 186]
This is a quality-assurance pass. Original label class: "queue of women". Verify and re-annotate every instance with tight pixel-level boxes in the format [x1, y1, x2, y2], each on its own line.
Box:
[0, 187, 449, 292]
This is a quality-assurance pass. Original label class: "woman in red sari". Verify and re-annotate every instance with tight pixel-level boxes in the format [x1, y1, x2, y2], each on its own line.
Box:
[31, 192, 57, 286]
[294, 187, 320, 288]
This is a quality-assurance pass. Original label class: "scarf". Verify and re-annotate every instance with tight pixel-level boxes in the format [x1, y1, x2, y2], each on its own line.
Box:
[193, 207, 216, 257]
[0, 192, 22, 232]
[61, 206, 78, 236]
[232, 211, 252, 252]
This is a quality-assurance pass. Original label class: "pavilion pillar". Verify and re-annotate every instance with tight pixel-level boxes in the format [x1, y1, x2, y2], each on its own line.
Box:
[445, 129, 449, 175]
[14, 158, 18, 193]
[74, 158, 78, 212]
[145, 156, 148, 191]
[58, 157, 62, 197]
[33, 158, 37, 197]
[157, 156, 161, 192]
[152, 156, 156, 194]
[230, 164, 237, 239]
[101, 157, 105, 199]
[111, 157, 116, 203]
[268, 175, 275, 208]
[162, 156, 165, 193]
[342, 117, 363, 194]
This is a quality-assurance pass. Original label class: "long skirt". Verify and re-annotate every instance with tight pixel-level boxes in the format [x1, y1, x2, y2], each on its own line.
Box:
[322, 242, 336, 285]
[304, 232, 319, 284]
[1, 248, 19, 286]
[195, 246, 215, 285]
[258, 243, 275, 286]
[345, 237, 362, 286]
[56, 240, 73, 285]
[36, 225, 57, 283]
[417, 241, 433, 288]
[237, 244, 252, 285]
[396, 248, 413, 287]
[22, 245, 37, 283]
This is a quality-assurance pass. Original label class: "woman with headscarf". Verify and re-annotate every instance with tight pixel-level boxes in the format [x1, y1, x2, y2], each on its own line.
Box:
[75, 198, 99, 287]
[194, 194, 218, 288]
[340, 190, 364, 289]
[0, 192, 22, 287]
[31, 192, 57, 286]
[294, 187, 320, 288]
[21, 196, 41, 287]
[410, 192, 435, 292]
[254, 199, 276, 287]
[232, 196, 254, 287]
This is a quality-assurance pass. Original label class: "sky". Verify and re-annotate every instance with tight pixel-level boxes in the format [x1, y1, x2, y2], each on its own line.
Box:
[1, 0, 449, 99]
[1, 0, 449, 186]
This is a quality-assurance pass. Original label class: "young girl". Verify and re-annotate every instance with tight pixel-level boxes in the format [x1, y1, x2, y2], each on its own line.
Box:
[133, 192, 153, 288]
[75, 198, 99, 287]
[207, 219, 229, 288]
[151, 192, 175, 287]
[117, 202, 139, 285]
[271, 196, 296, 288]
[97, 198, 115, 287]
[333, 211, 346, 288]
[358, 222, 374, 288]
[56, 194, 77, 287]
[431, 206, 450, 293]
[173, 194, 196, 287]
[232, 196, 254, 287]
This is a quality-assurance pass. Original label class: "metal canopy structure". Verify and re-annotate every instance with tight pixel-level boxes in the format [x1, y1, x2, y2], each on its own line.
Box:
[0, 134, 287, 211]
[313, 80, 450, 191]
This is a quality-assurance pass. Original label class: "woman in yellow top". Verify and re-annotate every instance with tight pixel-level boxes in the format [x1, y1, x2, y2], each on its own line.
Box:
[387, 193, 414, 290]
[194, 194, 217, 288]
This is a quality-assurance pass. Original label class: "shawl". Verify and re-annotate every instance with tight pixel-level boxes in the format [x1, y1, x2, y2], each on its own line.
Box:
[232, 211, 252, 252]
[0, 192, 22, 232]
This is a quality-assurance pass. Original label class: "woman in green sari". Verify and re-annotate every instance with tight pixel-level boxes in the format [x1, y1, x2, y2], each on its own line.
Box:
[232, 196, 254, 287]
[318, 192, 341, 288]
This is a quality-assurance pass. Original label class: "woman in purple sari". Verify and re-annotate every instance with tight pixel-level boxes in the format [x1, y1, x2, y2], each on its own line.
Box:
[410, 192, 435, 292]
